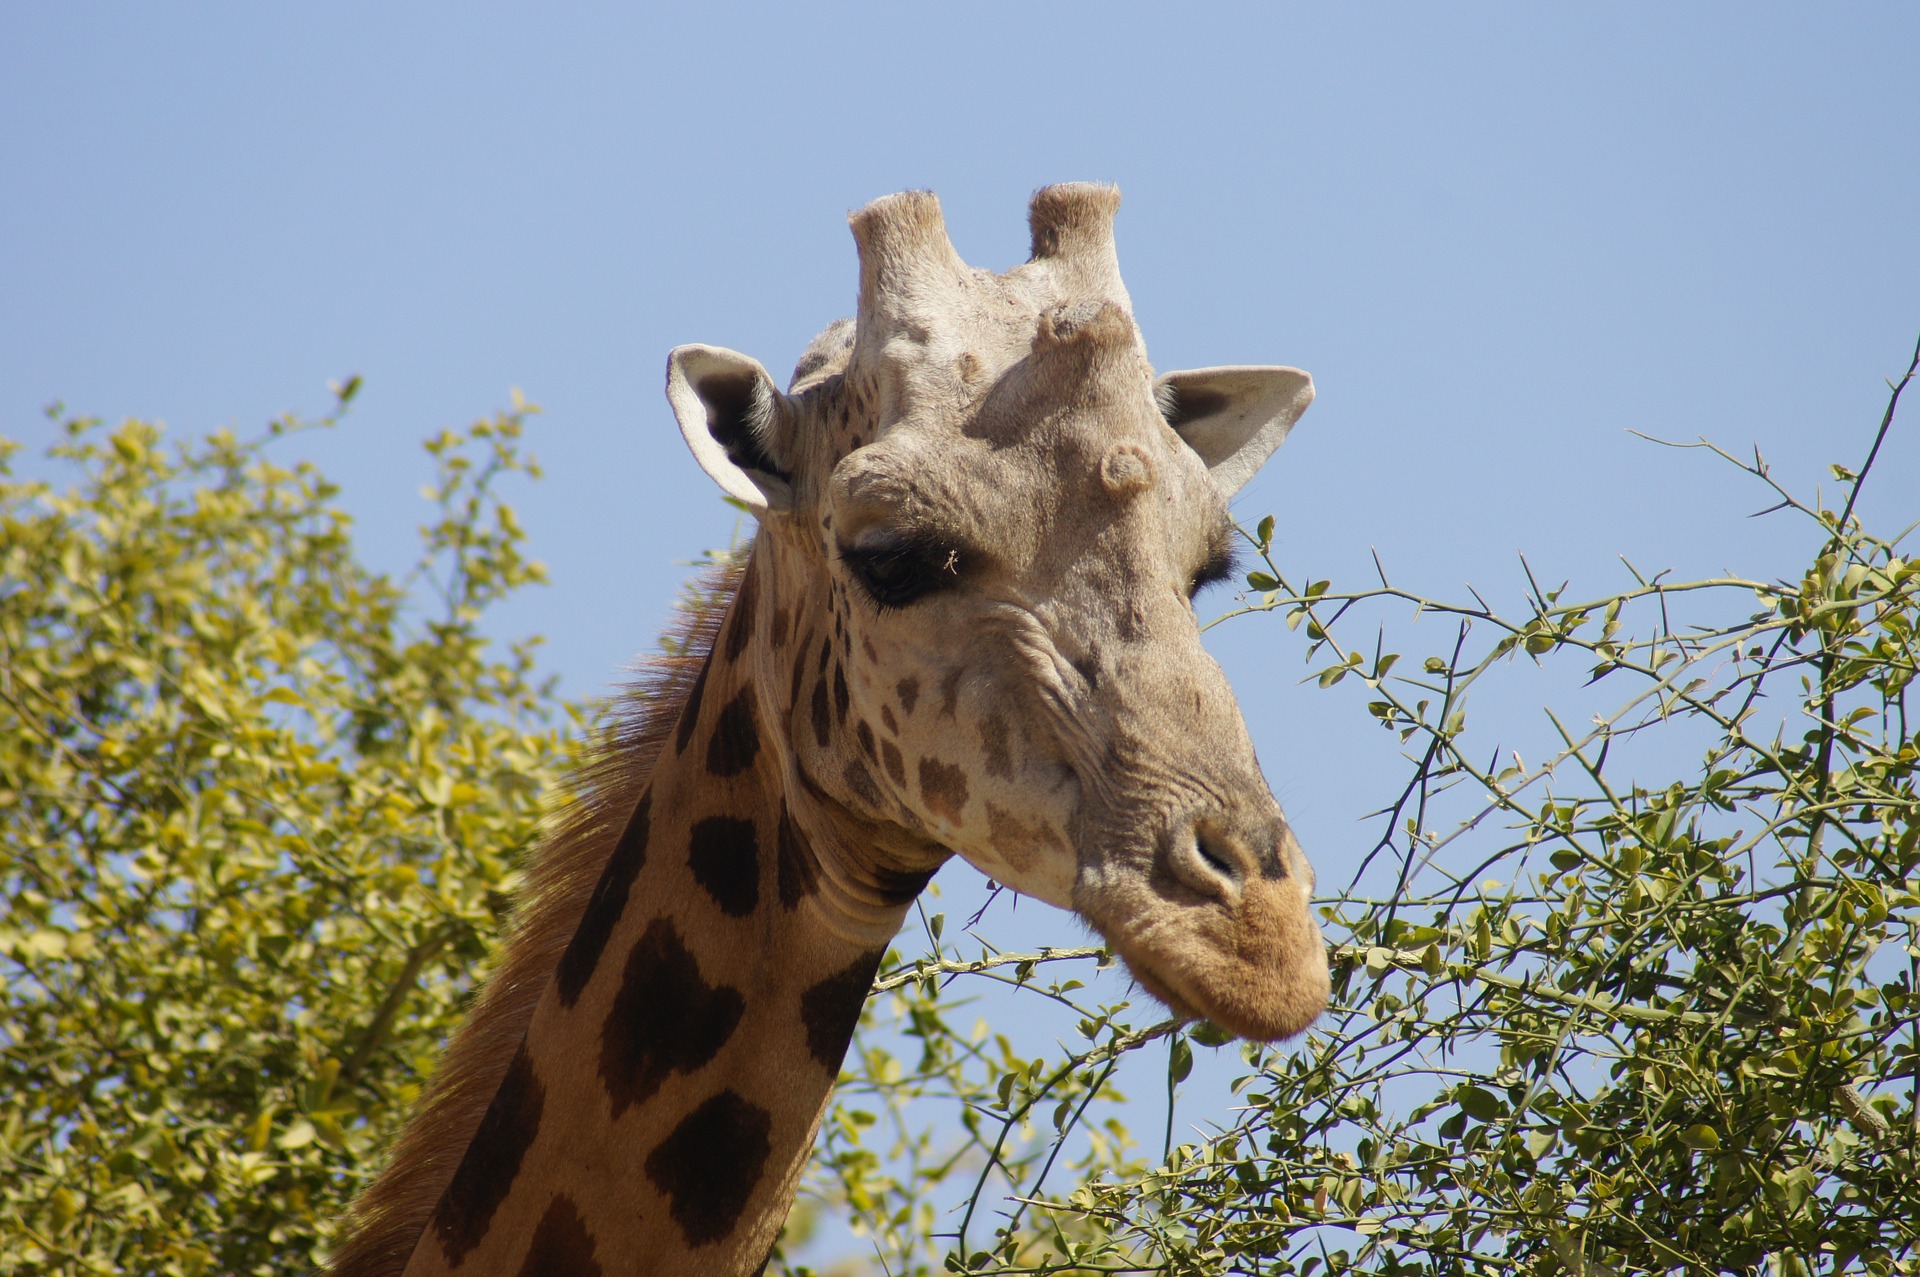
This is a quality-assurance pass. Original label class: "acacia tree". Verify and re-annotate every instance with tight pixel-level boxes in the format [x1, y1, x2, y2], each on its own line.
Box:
[3, 343, 1917, 1277]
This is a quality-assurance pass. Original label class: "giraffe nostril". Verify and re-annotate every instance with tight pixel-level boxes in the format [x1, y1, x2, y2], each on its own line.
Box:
[1194, 832, 1238, 883]
[1166, 821, 1247, 903]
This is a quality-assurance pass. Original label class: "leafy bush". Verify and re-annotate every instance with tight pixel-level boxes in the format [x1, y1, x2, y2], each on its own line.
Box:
[1032, 453, 1920, 1274]
[0, 391, 561, 1274]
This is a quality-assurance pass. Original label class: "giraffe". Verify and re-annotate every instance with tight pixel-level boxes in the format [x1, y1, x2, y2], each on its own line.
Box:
[328, 183, 1328, 1277]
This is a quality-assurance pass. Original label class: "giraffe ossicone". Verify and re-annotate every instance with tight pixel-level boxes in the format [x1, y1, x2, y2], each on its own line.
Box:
[331, 183, 1328, 1277]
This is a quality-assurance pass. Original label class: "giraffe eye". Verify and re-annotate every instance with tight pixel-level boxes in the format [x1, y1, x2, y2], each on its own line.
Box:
[841, 534, 960, 610]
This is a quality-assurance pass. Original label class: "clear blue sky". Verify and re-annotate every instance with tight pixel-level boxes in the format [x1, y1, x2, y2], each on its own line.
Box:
[5, 0, 1914, 869]
[5, 2, 1917, 1257]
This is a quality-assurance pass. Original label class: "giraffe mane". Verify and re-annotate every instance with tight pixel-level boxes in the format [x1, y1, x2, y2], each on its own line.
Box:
[326, 553, 749, 1277]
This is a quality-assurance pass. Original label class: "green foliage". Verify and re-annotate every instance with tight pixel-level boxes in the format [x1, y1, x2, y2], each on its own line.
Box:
[1044, 465, 1920, 1275]
[797, 933, 1160, 1274]
[0, 392, 563, 1274]
[5, 349, 1918, 1277]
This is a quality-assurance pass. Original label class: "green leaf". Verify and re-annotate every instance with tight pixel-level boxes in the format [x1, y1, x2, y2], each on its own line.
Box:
[1169, 1037, 1194, 1084]
[273, 1119, 316, 1151]
[1190, 1020, 1234, 1047]
[1680, 1124, 1722, 1150]
[1455, 1085, 1501, 1123]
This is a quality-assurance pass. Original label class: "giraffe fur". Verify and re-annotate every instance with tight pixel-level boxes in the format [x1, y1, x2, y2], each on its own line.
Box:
[331, 183, 1328, 1277]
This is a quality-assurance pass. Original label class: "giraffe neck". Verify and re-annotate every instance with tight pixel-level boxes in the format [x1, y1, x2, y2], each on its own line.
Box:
[400, 549, 940, 1277]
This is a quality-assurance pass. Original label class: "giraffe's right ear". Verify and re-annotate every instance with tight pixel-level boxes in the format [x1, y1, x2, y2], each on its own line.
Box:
[666, 345, 796, 514]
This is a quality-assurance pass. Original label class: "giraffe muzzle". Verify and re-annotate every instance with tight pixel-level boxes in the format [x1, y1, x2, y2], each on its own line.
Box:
[1078, 804, 1329, 1043]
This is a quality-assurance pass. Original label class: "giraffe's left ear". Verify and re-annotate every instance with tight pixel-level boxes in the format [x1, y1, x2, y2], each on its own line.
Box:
[666, 345, 796, 514]
[1155, 366, 1315, 498]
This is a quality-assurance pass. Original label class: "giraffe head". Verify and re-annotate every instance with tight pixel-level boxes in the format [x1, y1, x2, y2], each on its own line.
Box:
[665, 185, 1328, 1041]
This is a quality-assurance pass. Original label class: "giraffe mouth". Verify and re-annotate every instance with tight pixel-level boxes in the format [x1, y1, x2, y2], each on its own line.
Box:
[1084, 878, 1331, 1043]
[1116, 954, 1206, 1022]
[1115, 931, 1328, 1043]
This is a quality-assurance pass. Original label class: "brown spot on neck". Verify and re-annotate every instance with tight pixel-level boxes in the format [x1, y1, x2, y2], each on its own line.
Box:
[430, 1043, 545, 1267]
[706, 687, 761, 778]
[513, 1194, 602, 1277]
[774, 804, 820, 909]
[643, 1090, 773, 1247]
[831, 663, 850, 725]
[598, 918, 744, 1117]
[917, 757, 970, 824]
[721, 561, 759, 663]
[984, 802, 1062, 877]
[880, 739, 906, 787]
[687, 815, 760, 916]
[810, 680, 833, 748]
[979, 712, 1013, 780]
[894, 676, 920, 716]
[799, 950, 885, 1071]
[555, 793, 651, 1008]
[843, 757, 883, 809]
[673, 656, 714, 755]
[787, 645, 808, 711]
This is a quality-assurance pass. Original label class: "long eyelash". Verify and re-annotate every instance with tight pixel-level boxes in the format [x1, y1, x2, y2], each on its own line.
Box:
[840, 534, 963, 612]
[850, 585, 902, 617]
[838, 546, 901, 614]
[1191, 543, 1241, 595]
[841, 540, 916, 576]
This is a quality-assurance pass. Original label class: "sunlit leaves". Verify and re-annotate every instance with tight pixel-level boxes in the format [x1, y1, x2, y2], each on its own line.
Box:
[0, 397, 562, 1275]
